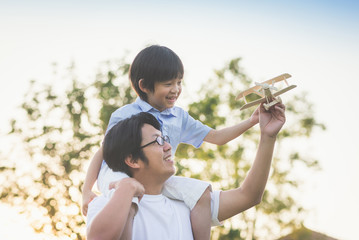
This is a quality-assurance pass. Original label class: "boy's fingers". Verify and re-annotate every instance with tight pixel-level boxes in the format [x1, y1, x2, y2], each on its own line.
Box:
[138, 191, 145, 202]
[82, 192, 97, 216]
[83, 205, 88, 216]
[109, 181, 115, 189]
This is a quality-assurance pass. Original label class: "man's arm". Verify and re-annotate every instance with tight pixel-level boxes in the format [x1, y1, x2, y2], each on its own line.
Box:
[87, 178, 144, 240]
[82, 146, 103, 216]
[217, 103, 285, 221]
[204, 107, 259, 145]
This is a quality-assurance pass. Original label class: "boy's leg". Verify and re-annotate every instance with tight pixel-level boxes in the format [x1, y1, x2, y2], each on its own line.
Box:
[191, 186, 211, 240]
[163, 176, 211, 208]
[98, 163, 138, 206]
[163, 176, 213, 240]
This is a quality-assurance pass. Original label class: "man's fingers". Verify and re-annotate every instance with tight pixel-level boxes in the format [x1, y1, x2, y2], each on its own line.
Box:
[275, 104, 285, 112]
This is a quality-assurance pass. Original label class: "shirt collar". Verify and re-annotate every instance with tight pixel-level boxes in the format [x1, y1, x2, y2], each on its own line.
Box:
[135, 97, 177, 117]
[135, 97, 152, 112]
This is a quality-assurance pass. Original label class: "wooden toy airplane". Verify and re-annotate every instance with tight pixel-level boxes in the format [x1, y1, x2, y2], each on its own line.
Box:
[236, 73, 296, 111]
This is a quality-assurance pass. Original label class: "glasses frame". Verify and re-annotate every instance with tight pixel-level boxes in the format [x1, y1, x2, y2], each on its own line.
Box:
[139, 135, 170, 149]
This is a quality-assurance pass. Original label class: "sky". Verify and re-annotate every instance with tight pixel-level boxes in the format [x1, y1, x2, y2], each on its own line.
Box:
[1, 0, 359, 239]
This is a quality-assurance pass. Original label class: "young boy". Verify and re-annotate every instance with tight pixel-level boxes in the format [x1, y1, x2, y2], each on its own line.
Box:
[82, 45, 259, 240]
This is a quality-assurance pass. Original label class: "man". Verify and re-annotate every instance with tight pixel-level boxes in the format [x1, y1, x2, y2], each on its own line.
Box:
[87, 103, 286, 240]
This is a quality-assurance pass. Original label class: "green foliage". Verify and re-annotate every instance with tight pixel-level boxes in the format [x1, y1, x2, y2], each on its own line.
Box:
[174, 59, 325, 239]
[1, 60, 135, 239]
[218, 228, 245, 240]
[0, 57, 324, 239]
[278, 225, 333, 240]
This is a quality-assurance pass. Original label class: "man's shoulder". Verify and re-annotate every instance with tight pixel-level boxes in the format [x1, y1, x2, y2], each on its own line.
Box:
[167, 198, 191, 212]
[139, 194, 190, 212]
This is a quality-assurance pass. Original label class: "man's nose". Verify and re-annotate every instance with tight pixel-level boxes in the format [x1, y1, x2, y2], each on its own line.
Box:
[163, 141, 172, 151]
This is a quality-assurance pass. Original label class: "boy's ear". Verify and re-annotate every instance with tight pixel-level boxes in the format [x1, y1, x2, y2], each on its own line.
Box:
[139, 79, 150, 94]
[125, 155, 141, 169]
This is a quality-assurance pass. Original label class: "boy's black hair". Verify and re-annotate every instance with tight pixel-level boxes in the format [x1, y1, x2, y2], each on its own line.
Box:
[103, 112, 161, 177]
[130, 45, 184, 101]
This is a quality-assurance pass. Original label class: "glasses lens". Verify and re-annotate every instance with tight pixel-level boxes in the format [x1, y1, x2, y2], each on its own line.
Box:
[154, 136, 170, 146]
[160, 136, 170, 145]
[157, 136, 164, 146]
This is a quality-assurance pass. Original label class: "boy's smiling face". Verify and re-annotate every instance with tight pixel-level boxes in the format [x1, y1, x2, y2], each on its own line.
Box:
[145, 78, 182, 112]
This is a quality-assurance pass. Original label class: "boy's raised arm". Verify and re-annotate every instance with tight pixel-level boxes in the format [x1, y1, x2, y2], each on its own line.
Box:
[204, 107, 259, 146]
[217, 103, 285, 221]
[82, 146, 104, 216]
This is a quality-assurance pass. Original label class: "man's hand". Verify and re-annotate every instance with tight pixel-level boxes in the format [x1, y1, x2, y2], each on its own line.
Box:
[110, 178, 145, 201]
[82, 190, 98, 216]
[259, 103, 286, 138]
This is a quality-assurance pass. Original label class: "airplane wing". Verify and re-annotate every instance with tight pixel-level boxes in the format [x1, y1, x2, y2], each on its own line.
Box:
[239, 97, 266, 110]
[240, 85, 297, 110]
[262, 73, 292, 85]
[236, 73, 292, 100]
[273, 85, 297, 97]
[236, 86, 264, 100]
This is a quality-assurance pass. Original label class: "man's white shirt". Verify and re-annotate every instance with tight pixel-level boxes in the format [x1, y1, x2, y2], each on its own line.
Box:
[87, 191, 221, 240]
[133, 194, 193, 239]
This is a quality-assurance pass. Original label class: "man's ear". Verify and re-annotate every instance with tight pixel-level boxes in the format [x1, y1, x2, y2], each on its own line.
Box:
[139, 79, 150, 94]
[125, 155, 141, 169]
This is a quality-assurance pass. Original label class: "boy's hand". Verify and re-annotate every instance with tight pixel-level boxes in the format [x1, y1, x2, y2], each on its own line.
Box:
[110, 178, 145, 201]
[259, 103, 286, 138]
[249, 106, 260, 125]
[82, 190, 98, 216]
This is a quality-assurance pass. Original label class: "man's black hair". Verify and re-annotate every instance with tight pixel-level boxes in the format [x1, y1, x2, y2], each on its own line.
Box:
[130, 45, 184, 101]
[103, 112, 161, 177]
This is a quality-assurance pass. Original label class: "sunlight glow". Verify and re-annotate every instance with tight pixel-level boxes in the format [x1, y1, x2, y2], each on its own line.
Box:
[0, 1, 358, 239]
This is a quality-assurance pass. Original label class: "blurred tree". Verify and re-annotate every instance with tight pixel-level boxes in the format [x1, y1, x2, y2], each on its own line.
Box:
[277, 224, 338, 240]
[1, 60, 135, 239]
[176, 58, 325, 239]
[0, 57, 325, 239]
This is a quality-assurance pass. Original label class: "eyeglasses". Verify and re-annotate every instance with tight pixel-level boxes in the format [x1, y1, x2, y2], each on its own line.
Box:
[140, 135, 170, 149]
